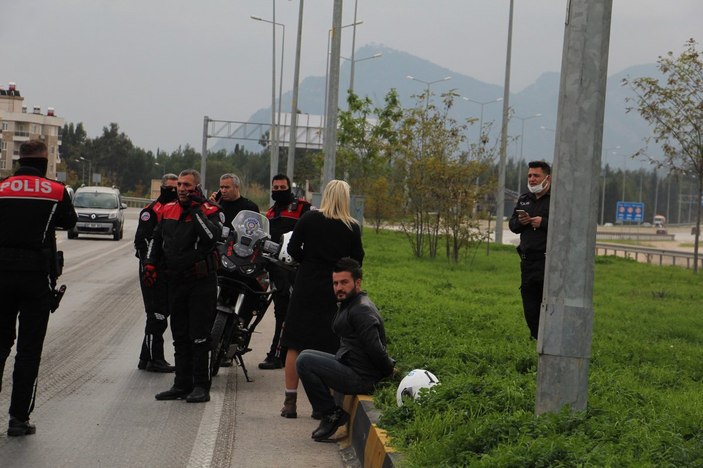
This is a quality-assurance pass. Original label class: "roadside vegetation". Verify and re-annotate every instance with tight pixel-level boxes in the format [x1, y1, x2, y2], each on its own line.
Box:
[362, 228, 703, 466]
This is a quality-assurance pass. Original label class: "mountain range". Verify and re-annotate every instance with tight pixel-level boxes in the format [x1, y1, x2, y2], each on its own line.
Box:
[216, 43, 659, 169]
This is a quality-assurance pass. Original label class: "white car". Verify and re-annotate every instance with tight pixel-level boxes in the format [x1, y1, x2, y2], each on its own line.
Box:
[68, 186, 126, 240]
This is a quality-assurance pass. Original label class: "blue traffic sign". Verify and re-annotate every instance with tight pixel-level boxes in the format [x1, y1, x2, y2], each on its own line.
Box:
[616, 201, 645, 223]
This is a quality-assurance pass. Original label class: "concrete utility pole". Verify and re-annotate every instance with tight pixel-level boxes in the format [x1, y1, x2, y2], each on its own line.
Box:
[287, 0, 304, 182]
[201, 115, 209, 193]
[495, 0, 514, 245]
[535, 0, 613, 415]
[322, 0, 343, 190]
[270, 0, 279, 189]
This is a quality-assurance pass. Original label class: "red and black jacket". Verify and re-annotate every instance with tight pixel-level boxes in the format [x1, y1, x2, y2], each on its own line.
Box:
[0, 167, 77, 271]
[134, 197, 170, 262]
[146, 200, 222, 274]
[266, 197, 311, 242]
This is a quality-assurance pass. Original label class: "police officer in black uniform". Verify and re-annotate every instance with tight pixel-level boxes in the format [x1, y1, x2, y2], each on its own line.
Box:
[145, 169, 222, 403]
[509, 160, 551, 340]
[259, 174, 311, 370]
[0, 140, 76, 436]
[134, 173, 178, 373]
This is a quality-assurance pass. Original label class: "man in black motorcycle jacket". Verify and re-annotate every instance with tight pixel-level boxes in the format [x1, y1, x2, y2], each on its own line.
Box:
[297, 257, 395, 441]
[134, 173, 178, 373]
[260, 173, 311, 370]
[0, 140, 77, 436]
[144, 169, 222, 403]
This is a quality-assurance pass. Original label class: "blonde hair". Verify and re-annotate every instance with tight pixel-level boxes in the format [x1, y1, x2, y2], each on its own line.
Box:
[319, 179, 357, 229]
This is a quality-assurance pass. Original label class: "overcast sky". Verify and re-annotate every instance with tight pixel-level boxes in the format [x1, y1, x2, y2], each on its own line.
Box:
[1, 0, 700, 153]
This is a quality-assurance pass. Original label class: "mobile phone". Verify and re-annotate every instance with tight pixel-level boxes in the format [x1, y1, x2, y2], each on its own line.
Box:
[516, 209, 528, 216]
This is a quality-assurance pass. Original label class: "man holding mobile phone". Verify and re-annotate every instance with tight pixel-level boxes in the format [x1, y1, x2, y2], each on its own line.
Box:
[508, 160, 551, 340]
[144, 169, 223, 403]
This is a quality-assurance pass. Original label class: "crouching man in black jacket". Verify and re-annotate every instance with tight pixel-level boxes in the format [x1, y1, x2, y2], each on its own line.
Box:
[296, 257, 395, 442]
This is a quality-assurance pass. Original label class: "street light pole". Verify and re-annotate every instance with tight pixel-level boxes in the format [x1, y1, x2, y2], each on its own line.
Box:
[496, 0, 515, 245]
[349, 0, 359, 95]
[343, 53, 382, 96]
[515, 113, 542, 193]
[251, 12, 285, 186]
[462, 97, 503, 144]
[406, 75, 452, 110]
[324, 21, 363, 124]
[287, 0, 304, 181]
[321, 0, 343, 190]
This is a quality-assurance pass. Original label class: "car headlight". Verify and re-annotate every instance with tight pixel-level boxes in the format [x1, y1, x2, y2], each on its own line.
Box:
[108, 211, 118, 219]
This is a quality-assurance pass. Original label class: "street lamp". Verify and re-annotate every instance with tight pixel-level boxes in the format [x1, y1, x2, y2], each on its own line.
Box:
[600, 145, 620, 224]
[79, 156, 86, 185]
[154, 162, 165, 177]
[514, 113, 542, 193]
[406, 75, 452, 110]
[79, 156, 92, 185]
[324, 21, 363, 124]
[342, 53, 382, 95]
[251, 8, 285, 187]
[462, 97, 503, 144]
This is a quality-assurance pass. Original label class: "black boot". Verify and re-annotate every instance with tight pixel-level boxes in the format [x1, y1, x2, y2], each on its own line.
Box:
[155, 386, 190, 401]
[258, 354, 283, 370]
[146, 359, 175, 373]
[311, 406, 349, 441]
[186, 387, 210, 403]
[8, 417, 36, 437]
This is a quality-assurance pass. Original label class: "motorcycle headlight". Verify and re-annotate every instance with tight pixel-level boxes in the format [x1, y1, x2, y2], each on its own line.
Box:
[221, 256, 236, 270]
[239, 265, 256, 275]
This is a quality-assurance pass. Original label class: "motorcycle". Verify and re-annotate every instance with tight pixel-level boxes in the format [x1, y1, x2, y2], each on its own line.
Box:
[210, 210, 281, 380]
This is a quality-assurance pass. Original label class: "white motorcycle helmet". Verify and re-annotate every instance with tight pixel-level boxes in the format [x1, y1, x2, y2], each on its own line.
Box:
[278, 231, 295, 265]
[396, 369, 440, 407]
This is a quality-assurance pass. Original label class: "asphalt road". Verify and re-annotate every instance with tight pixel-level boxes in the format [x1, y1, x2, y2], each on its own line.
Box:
[0, 209, 344, 468]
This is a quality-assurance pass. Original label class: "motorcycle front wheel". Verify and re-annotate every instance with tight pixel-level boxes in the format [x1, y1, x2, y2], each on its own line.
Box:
[210, 311, 231, 377]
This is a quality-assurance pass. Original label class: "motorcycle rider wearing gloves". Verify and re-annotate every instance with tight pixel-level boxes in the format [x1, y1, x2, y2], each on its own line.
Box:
[134, 173, 178, 373]
[260, 174, 311, 370]
[0, 140, 77, 436]
[297, 257, 395, 442]
[144, 169, 223, 403]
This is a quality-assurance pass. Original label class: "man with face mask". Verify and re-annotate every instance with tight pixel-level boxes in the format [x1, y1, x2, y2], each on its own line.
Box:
[0, 140, 76, 436]
[134, 173, 179, 373]
[509, 160, 552, 340]
[259, 174, 311, 370]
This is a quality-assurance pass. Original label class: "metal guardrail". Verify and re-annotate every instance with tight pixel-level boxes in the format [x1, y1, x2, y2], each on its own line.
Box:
[122, 196, 152, 208]
[596, 242, 702, 270]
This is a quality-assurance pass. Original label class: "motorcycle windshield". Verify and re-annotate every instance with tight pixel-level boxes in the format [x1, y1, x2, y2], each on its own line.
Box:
[231, 210, 270, 258]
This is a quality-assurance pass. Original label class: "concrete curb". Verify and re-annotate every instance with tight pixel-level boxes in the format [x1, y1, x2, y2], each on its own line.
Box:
[337, 393, 402, 467]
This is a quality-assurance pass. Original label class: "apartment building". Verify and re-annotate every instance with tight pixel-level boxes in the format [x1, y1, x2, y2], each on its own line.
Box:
[0, 82, 64, 179]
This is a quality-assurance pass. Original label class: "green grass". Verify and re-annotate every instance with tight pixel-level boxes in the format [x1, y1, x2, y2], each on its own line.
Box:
[362, 228, 703, 467]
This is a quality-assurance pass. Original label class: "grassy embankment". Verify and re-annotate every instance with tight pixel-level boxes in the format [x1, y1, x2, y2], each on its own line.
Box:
[362, 228, 703, 467]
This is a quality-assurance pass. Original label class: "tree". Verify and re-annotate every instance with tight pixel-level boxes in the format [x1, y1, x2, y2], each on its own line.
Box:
[623, 38, 703, 272]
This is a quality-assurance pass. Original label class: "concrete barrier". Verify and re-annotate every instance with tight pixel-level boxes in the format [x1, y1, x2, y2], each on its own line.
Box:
[336, 393, 401, 468]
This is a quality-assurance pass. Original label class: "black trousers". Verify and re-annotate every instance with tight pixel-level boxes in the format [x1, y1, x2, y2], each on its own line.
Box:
[520, 258, 545, 340]
[168, 273, 217, 390]
[267, 264, 294, 360]
[0, 271, 52, 422]
[138, 264, 170, 362]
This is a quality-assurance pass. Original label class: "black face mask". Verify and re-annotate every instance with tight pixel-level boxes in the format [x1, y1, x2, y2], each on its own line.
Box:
[19, 157, 48, 177]
[272, 189, 292, 204]
[160, 186, 177, 202]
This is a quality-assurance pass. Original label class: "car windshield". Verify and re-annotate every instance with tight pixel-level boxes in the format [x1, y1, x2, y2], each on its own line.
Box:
[74, 192, 119, 209]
